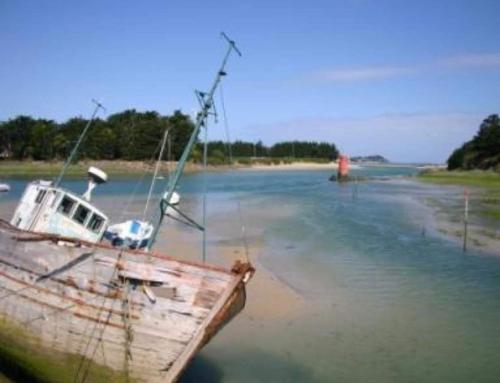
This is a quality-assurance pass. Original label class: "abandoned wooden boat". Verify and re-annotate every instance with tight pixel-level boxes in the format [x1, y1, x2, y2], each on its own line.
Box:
[0, 35, 253, 382]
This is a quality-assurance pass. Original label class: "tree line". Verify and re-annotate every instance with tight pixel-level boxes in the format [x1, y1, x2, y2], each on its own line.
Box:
[202, 140, 338, 161]
[448, 114, 500, 171]
[0, 110, 339, 162]
[0, 110, 194, 161]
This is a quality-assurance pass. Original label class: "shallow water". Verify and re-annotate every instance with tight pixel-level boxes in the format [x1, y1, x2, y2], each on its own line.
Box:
[1, 166, 500, 382]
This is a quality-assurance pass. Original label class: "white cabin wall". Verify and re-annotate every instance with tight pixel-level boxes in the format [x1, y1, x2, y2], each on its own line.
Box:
[36, 212, 101, 243]
[10, 183, 44, 229]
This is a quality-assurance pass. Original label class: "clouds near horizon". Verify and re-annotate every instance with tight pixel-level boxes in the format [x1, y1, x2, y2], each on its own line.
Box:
[242, 113, 484, 163]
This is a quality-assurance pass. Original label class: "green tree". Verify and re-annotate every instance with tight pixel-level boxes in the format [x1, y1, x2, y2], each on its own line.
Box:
[1, 116, 38, 159]
[447, 145, 466, 170]
[447, 114, 500, 170]
[59, 117, 89, 161]
[30, 120, 57, 160]
[167, 111, 196, 160]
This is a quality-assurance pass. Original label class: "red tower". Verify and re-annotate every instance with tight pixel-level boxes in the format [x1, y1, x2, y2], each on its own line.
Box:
[338, 155, 349, 180]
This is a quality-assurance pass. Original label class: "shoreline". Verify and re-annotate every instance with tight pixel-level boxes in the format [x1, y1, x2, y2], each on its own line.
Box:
[0, 160, 227, 177]
[0, 159, 389, 178]
[241, 162, 337, 171]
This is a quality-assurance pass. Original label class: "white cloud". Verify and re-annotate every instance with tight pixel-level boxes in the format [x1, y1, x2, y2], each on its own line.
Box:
[311, 52, 500, 83]
[438, 53, 500, 69]
[316, 66, 413, 82]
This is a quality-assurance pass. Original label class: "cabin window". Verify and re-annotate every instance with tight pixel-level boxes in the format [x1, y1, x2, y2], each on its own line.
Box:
[58, 196, 76, 215]
[73, 205, 90, 225]
[35, 189, 47, 204]
[87, 213, 105, 233]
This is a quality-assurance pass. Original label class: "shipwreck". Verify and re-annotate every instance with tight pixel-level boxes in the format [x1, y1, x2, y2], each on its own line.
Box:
[0, 34, 253, 382]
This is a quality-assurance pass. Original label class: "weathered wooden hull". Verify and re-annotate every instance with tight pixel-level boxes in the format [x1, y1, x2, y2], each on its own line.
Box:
[0, 220, 254, 382]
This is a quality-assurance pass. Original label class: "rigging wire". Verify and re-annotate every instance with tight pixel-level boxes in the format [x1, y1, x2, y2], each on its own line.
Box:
[202, 118, 209, 263]
[118, 135, 165, 222]
[0, 244, 124, 381]
[143, 127, 170, 220]
[219, 84, 250, 263]
[73, 250, 125, 383]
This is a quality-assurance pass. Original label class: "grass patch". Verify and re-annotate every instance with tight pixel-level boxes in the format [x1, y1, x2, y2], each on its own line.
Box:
[0, 162, 87, 178]
[0, 161, 147, 178]
[0, 160, 193, 178]
[418, 170, 500, 223]
[481, 209, 500, 219]
[418, 169, 500, 188]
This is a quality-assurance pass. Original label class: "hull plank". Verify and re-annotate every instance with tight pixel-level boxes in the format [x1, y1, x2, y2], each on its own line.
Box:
[0, 220, 253, 382]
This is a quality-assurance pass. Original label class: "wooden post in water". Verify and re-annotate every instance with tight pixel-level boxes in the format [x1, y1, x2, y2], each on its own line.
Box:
[352, 177, 359, 201]
[463, 187, 469, 252]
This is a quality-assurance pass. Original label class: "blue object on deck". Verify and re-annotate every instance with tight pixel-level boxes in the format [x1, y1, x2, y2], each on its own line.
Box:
[130, 220, 140, 235]
[104, 219, 153, 249]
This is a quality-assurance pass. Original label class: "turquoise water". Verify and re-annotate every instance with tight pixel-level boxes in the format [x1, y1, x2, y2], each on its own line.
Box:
[1, 166, 500, 382]
[181, 167, 500, 383]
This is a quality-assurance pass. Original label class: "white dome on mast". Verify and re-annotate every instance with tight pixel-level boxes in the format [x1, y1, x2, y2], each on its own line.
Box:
[83, 166, 108, 201]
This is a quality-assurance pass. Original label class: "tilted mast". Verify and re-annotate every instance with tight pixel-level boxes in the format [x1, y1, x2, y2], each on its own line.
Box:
[146, 33, 241, 250]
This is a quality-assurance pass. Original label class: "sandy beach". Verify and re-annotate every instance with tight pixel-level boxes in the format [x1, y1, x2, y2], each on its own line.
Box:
[244, 162, 337, 171]
[245, 161, 372, 172]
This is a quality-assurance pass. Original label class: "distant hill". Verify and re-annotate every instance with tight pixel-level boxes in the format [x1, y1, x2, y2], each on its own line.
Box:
[447, 114, 500, 171]
[351, 155, 388, 163]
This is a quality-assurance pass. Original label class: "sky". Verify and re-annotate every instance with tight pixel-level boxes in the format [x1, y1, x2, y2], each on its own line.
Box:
[1, 0, 499, 163]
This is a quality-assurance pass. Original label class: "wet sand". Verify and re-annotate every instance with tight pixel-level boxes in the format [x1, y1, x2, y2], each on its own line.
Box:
[416, 184, 500, 255]
[245, 162, 361, 171]
[430, 213, 500, 254]
[222, 244, 303, 320]
[246, 162, 336, 171]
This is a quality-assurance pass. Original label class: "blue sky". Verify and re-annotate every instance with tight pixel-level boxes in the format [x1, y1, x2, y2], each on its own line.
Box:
[1, 0, 499, 162]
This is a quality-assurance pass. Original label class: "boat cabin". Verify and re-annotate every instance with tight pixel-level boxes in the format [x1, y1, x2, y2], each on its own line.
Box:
[10, 181, 109, 244]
